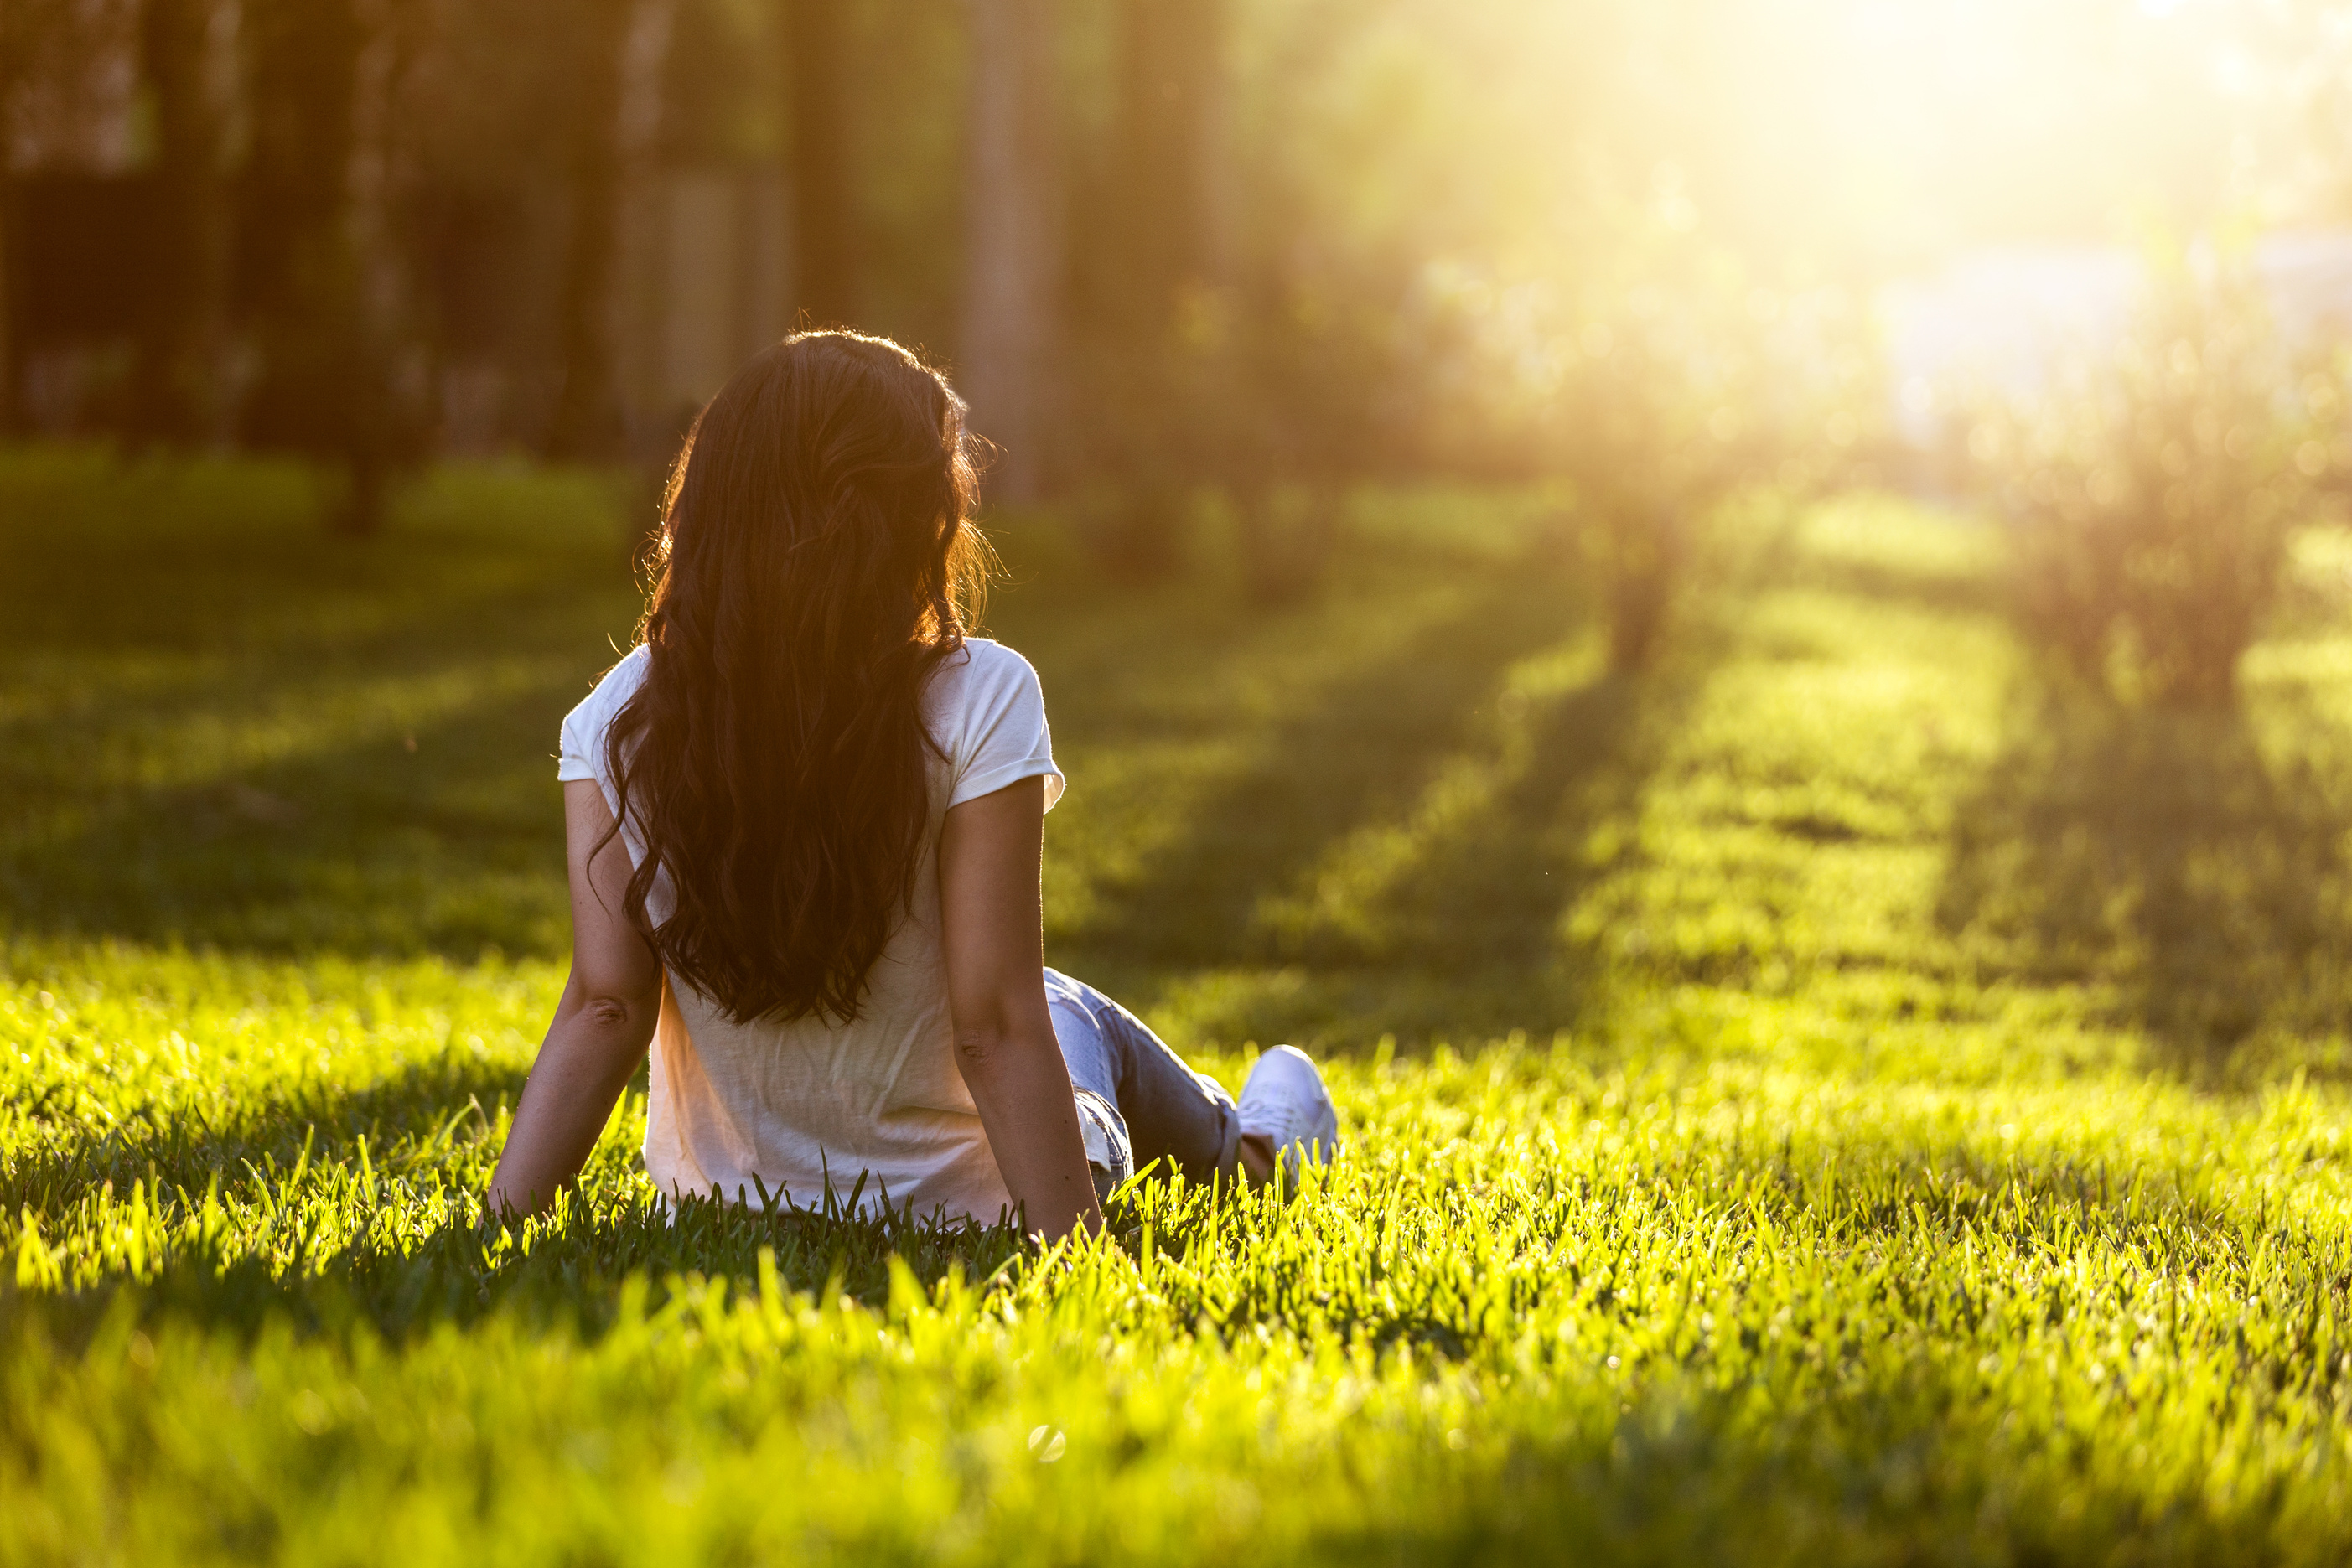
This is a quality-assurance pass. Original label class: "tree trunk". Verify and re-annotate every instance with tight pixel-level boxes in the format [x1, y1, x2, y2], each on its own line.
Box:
[0, 0, 47, 435]
[342, 0, 430, 535]
[131, 0, 233, 446]
[0, 147, 13, 437]
[1070, 0, 1225, 571]
[1109, 0, 1221, 324]
[543, 0, 635, 463]
[241, 0, 424, 535]
[784, 0, 854, 327]
[240, 0, 367, 472]
[960, 0, 1059, 505]
[1238, 481, 1341, 605]
[1603, 508, 1683, 675]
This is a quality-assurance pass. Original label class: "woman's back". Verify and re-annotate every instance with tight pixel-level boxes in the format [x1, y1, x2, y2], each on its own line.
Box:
[560, 636, 1062, 1219]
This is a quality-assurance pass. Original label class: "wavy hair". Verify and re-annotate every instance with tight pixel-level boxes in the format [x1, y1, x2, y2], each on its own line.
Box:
[602, 331, 988, 1024]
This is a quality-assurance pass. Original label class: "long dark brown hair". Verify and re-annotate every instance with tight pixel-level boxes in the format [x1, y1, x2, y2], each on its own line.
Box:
[603, 331, 988, 1024]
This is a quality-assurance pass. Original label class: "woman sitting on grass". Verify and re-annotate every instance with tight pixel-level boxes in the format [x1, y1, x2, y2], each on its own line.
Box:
[487, 330, 1337, 1239]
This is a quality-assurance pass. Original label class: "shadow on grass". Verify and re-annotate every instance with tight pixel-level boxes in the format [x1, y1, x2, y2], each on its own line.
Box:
[1784, 549, 2009, 623]
[1307, 675, 1655, 973]
[1330, 1354, 2321, 1566]
[1053, 575, 1591, 976]
[1754, 1136, 2263, 1259]
[9, 1194, 1038, 1352]
[0, 448, 639, 657]
[0, 633, 599, 959]
[1938, 682, 2352, 1074]
[0, 453, 640, 960]
[1120, 624, 1722, 1051]
[5, 1042, 1036, 1344]
[1, 1050, 532, 1216]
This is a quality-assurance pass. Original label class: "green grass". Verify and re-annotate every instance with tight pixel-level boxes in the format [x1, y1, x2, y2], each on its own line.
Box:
[10, 445, 2352, 1562]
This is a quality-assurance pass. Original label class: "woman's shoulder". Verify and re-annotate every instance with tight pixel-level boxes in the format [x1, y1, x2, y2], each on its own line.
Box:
[929, 636, 1062, 809]
[929, 636, 1040, 700]
[588, 643, 653, 708]
[949, 635, 1035, 679]
[924, 637, 1049, 746]
[562, 644, 651, 743]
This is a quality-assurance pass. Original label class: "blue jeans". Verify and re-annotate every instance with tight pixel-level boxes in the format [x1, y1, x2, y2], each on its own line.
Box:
[1046, 968, 1241, 1197]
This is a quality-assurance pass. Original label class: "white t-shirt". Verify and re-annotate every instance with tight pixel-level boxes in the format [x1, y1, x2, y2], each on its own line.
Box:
[556, 638, 1065, 1221]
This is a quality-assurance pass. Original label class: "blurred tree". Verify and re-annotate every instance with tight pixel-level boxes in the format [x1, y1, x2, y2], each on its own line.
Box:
[0, 0, 91, 432]
[128, 0, 233, 445]
[240, 0, 426, 535]
[240, 0, 365, 480]
[655, 0, 772, 168]
[1106, 0, 1221, 322]
[542, 0, 640, 462]
[1556, 292, 1769, 673]
[0, 0, 19, 433]
[1216, 1, 1429, 600]
[840, 0, 966, 354]
[959, 0, 1058, 504]
[1423, 231, 1873, 672]
[1064, 0, 1229, 573]
[1224, 273, 1398, 603]
[1965, 253, 2338, 709]
[401, 0, 609, 453]
[784, 0, 855, 325]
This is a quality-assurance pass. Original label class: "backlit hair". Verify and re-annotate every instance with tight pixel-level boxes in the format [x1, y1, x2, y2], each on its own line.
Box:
[602, 330, 988, 1023]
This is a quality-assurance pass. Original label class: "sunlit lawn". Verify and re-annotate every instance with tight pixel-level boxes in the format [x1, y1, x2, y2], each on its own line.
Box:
[8, 446, 2352, 1563]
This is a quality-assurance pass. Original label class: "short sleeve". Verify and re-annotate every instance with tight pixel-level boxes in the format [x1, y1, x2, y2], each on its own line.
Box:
[556, 646, 649, 789]
[557, 699, 598, 782]
[947, 644, 1065, 812]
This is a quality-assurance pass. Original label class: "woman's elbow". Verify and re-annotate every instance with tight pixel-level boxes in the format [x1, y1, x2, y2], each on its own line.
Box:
[584, 993, 636, 1029]
[571, 983, 661, 1048]
[953, 1022, 1009, 1076]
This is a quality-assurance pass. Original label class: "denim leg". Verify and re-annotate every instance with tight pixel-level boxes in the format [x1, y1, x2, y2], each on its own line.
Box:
[1044, 968, 1241, 1187]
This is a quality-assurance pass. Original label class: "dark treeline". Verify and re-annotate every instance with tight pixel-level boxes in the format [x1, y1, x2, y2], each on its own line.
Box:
[0, 0, 1443, 544]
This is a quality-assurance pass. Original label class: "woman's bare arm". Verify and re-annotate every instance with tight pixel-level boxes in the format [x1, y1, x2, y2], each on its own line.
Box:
[937, 775, 1101, 1242]
[486, 780, 664, 1217]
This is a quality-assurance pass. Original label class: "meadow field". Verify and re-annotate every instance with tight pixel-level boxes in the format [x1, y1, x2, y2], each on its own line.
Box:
[10, 446, 2352, 1563]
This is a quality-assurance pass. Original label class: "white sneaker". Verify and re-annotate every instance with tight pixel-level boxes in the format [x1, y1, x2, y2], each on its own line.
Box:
[1237, 1045, 1340, 1186]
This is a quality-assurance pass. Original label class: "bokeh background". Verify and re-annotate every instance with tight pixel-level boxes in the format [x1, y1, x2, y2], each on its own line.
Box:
[8, 0, 2351, 524]
[18, 2, 2352, 1074]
